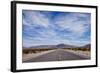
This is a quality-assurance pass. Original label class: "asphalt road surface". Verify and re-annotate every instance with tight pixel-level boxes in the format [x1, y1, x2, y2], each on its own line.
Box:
[24, 49, 89, 63]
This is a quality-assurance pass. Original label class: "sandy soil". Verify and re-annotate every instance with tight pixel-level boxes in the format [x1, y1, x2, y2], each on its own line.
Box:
[22, 50, 55, 62]
[23, 49, 90, 62]
[64, 50, 91, 59]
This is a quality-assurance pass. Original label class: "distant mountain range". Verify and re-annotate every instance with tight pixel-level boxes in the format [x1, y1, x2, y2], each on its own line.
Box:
[80, 44, 91, 48]
[23, 43, 91, 49]
[55, 44, 76, 48]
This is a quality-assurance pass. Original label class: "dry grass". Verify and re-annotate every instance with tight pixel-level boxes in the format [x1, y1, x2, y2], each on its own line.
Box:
[63, 48, 90, 51]
[22, 48, 91, 60]
[64, 49, 91, 59]
[22, 50, 55, 62]
[23, 48, 54, 54]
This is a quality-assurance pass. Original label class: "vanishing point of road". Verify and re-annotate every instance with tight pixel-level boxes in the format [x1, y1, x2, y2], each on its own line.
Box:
[24, 49, 89, 63]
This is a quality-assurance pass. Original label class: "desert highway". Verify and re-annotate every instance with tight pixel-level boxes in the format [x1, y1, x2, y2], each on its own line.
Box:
[24, 49, 89, 62]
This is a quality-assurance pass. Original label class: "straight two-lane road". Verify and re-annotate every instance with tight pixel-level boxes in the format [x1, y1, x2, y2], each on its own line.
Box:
[24, 49, 89, 63]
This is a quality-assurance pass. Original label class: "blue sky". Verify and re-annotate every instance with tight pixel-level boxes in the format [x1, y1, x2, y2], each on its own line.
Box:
[22, 10, 91, 47]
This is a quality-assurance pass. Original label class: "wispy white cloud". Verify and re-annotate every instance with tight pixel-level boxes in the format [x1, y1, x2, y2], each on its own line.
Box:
[22, 11, 91, 47]
[54, 13, 90, 37]
[23, 10, 50, 27]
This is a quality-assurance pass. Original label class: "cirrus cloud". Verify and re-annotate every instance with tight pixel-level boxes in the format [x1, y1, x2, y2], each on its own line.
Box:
[22, 10, 91, 47]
